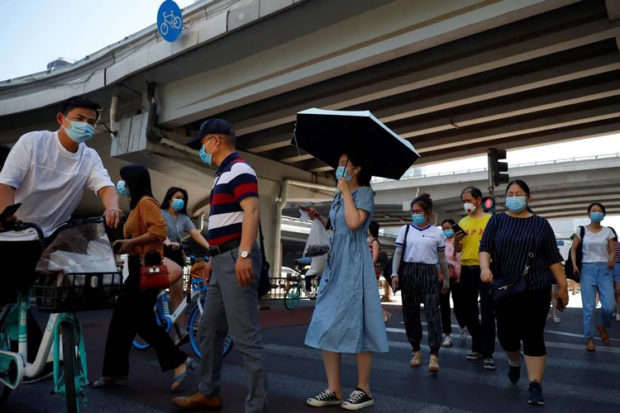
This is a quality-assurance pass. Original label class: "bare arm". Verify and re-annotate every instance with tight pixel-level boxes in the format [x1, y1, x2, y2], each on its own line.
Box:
[189, 227, 209, 250]
[570, 237, 580, 273]
[608, 238, 615, 269]
[479, 251, 493, 283]
[371, 240, 380, 263]
[235, 196, 260, 286]
[97, 186, 122, 228]
[0, 183, 15, 213]
[341, 189, 369, 230]
[437, 250, 451, 292]
[550, 262, 568, 310]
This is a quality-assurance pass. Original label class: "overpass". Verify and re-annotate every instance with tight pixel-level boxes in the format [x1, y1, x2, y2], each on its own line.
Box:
[2, 0, 620, 272]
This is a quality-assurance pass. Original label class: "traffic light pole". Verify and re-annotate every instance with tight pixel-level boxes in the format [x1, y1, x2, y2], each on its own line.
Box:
[487, 153, 496, 213]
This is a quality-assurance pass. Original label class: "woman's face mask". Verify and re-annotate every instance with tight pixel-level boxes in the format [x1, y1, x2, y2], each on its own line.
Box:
[171, 198, 185, 212]
[116, 180, 129, 196]
[590, 211, 604, 222]
[505, 196, 527, 213]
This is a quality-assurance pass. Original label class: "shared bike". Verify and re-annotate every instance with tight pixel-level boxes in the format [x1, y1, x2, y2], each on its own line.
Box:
[133, 260, 233, 358]
[0, 218, 124, 413]
[284, 257, 320, 310]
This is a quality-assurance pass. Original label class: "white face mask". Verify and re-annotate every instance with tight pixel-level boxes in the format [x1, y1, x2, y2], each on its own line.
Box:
[463, 202, 476, 214]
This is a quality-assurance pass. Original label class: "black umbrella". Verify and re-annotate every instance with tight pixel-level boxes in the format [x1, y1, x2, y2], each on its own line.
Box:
[292, 108, 420, 180]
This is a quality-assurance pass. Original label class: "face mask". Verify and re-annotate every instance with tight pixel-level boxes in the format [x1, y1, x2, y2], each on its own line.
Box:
[171, 199, 185, 212]
[335, 166, 352, 181]
[64, 119, 95, 143]
[506, 196, 527, 213]
[412, 213, 426, 226]
[590, 212, 604, 222]
[116, 180, 129, 196]
[199, 145, 212, 165]
[463, 202, 476, 214]
[443, 229, 454, 238]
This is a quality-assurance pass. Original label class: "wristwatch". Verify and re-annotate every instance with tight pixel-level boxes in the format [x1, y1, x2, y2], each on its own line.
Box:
[240, 250, 251, 259]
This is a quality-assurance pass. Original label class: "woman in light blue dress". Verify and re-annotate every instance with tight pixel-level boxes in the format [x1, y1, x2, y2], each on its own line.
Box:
[303, 153, 388, 411]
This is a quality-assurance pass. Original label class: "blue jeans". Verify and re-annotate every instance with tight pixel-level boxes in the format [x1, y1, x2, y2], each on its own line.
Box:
[580, 262, 615, 339]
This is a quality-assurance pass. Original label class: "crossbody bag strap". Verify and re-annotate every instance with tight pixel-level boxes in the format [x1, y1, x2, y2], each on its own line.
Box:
[400, 224, 410, 266]
[259, 221, 266, 262]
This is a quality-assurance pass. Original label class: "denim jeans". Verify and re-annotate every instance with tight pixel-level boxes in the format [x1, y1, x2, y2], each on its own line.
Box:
[580, 262, 615, 339]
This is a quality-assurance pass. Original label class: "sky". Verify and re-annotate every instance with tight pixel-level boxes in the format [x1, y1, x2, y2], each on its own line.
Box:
[0, 0, 195, 81]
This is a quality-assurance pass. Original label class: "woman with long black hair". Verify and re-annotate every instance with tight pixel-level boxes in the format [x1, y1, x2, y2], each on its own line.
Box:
[160, 186, 209, 316]
[92, 164, 194, 391]
[479, 179, 568, 406]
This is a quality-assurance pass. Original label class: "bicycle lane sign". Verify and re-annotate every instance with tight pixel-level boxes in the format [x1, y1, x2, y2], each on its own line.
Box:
[157, 0, 183, 42]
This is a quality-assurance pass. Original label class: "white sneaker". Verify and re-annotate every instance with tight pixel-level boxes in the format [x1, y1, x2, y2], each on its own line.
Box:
[459, 327, 468, 341]
[616, 313, 620, 322]
[552, 316, 561, 324]
[441, 336, 453, 347]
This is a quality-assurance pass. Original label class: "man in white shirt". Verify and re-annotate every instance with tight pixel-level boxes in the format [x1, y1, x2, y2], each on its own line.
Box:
[0, 95, 122, 302]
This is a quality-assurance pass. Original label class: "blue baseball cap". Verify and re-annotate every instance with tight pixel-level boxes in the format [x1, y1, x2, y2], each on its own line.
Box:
[185, 118, 235, 149]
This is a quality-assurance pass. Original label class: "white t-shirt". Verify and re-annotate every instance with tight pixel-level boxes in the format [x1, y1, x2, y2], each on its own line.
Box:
[395, 224, 446, 264]
[578, 226, 615, 263]
[0, 130, 113, 238]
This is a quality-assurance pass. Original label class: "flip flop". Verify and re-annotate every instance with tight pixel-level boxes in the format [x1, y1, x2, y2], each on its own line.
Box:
[171, 358, 196, 392]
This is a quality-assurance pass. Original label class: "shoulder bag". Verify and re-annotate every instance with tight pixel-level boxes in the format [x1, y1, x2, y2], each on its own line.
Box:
[564, 226, 584, 283]
[490, 250, 535, 301]
[135, 201, 170, 290]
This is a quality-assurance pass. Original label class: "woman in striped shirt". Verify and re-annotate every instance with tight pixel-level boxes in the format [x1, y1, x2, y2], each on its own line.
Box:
[479, 180, 568, 407]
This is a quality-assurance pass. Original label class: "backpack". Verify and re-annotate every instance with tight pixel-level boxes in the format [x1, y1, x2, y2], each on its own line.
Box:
[564, 226, 584, 283]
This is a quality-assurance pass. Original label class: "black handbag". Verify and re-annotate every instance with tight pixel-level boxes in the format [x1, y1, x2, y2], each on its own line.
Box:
[257, 222, 271, 297]
[397, 224, 410, 276]
[490, 251, 534, 301]
[564, 226, 584, 283]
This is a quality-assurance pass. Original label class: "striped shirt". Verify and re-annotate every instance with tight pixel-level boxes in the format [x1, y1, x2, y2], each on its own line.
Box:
[207, 153, 258, 246]
[615, 241, 620, 263]
[479, 213, 563, 290]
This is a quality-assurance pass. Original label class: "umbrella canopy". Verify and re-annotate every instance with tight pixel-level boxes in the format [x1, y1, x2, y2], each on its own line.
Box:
[292, 108, 420, 180]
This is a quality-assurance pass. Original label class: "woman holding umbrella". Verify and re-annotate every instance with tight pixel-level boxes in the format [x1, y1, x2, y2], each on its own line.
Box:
[303, 152, 388, 411]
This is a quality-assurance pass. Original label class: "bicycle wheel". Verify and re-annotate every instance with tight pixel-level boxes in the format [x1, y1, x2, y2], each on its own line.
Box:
[188, 305, 233, 359]
[60, 322, 78, 413]
[284, 284, 301, 310]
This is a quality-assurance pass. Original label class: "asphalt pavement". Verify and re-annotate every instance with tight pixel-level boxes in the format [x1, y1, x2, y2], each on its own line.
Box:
[3, 292, 620, 413]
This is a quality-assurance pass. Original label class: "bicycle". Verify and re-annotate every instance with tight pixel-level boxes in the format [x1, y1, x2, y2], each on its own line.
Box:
[0, 218, 124, 413]
[132, 261, 233, 359]
[284, 258, 320, 310]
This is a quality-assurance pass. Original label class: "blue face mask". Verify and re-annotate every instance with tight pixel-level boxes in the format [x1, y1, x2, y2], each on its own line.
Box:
[412, 213, 426, 226]
[116, 180, 129, 197]
[199, 145, 212, 165]
[335, 166, 352, 181]
[443, 229, 454, 238]
[171, 198, 185, 212]
[506, 196, 527, 213]
[590, 212, 604, 222]
[64, 120, 95, 143]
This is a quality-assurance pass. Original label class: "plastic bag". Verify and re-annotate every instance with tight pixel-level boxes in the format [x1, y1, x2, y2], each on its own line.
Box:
[36, 221, 118, 278]
[306, 254, 327, 277]
[303, 219, 330, 257]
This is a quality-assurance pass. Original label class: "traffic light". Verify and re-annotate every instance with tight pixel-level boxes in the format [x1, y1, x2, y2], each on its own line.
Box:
[482, 196, 495, 213]
[487, 148, 509, 187]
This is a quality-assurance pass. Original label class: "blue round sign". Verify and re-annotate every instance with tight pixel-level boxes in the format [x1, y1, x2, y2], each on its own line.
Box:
[157, 0, 183, 42]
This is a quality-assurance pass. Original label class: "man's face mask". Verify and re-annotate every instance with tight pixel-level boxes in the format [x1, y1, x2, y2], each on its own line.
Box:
[63, 116, 95, 143]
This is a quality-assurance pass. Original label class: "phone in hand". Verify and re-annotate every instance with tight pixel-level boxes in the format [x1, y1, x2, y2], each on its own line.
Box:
[0, 203, 21, 222]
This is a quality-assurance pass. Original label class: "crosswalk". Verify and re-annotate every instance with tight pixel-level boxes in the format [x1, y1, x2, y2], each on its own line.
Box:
[232, 309, 620, 413]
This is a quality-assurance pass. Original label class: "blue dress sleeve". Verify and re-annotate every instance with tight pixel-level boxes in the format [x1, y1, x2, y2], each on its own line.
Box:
[354, 186, 374, 214]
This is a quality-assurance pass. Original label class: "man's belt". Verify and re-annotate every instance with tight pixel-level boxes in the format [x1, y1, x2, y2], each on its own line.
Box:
[206, 239, 241, 257]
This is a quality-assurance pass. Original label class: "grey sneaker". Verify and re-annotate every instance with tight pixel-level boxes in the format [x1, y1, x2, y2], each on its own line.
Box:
[483, 358, 497, 370]
[341, 388, 374, 411]
[306, 390, 342, 407]
[465, 351, 482, 360]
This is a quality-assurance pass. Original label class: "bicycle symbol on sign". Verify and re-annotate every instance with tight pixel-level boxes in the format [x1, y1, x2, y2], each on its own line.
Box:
[160, 10, 182, 36]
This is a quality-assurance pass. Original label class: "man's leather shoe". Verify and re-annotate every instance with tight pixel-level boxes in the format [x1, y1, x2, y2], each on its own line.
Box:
[172, 392, 222, 411]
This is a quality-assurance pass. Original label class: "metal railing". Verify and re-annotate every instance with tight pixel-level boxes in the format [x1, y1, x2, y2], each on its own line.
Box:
[372, 152, 620, 183]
